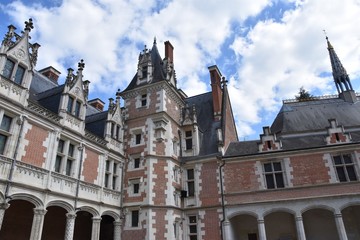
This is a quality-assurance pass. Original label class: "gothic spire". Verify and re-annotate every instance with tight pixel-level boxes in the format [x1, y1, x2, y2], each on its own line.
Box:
[326, 35, 353, 94]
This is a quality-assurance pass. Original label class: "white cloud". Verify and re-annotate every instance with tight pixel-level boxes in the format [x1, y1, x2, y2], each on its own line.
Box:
[2, 0, 360, 140]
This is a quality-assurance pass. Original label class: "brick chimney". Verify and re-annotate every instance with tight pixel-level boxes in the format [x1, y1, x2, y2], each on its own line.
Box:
[164, 41, 174, 64]
[88, 98, 105, 111]
[208, 65, 222, 121]
[39, 66, 61, 83]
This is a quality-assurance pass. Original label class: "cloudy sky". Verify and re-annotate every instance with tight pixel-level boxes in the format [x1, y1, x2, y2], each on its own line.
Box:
[1, 0, 360, 140]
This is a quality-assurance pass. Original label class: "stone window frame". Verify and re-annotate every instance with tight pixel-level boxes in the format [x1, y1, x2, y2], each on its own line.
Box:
[54, 137, 79, 177]
[66, 95, 83, 118]
[110, 122, 122, 141]
[188, 215, 199, 240]
[130, 127, 145, 147]
[262, 160, 286, 189]
[0, 110, 15, 156]
[128, 154, 143, 171]
[104, 158, 121, 190]
[128, 177, 142, 197]
[124, 208, 142, 230]
[332, 153, 359, 182]
[1, 57, 27, 85]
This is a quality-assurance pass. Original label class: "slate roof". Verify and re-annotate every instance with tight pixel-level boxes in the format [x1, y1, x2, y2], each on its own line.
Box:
[271, 96, 360, 134]
[85, 111, 108, 137]
[182, 92, 221, 159]
[122, 43, 166, 93]
[225, 95, 360, 158]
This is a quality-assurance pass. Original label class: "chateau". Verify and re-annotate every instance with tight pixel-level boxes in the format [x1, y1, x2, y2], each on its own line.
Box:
[0, 19, 359, 240]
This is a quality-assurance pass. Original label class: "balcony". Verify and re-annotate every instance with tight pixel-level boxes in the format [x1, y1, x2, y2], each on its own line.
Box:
[0, 156, 121, 206]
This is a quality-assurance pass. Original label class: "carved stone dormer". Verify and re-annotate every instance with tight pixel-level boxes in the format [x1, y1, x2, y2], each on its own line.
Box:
[136, 44, 153, 85]
[258, 127, 281, 152]
[181, 104, 197, 126]
[325, 119, 351, 144]
[0, 18, 40, 105]
[181, 104, 200, 156]
[59, 59, 89, 134]
[105, 89, 124, 154]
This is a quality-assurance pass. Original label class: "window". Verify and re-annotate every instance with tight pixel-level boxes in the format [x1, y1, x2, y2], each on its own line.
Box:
[187, 169, 195, 197]
[333, 154, 358, 182]
[2, 59, 14, 79]
[134, 158, 140, 169]
[104, 159, 120, 190]
[110, 122, 122, 141]
[135, 134, 141, 145]
[133, 183, 140, 194]
[67, 96, 82, 118]
[263, 162, 285, 189]
[54, 139, 77, 176]
[185, 130, 193, 150]
[0, 114, 13, 155]
[131, 210, 139, 227]
[14, 65, 25, 85]
[188, 215, 198, 240]
[141, 94, 147, 107]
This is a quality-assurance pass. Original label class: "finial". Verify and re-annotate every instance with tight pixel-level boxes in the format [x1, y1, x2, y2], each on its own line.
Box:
[143, 45, 148, 53]
[323, 30, 333, 49]
[323, 29, 328, 40]
[78, 59, 85, 70]
[153, 37, 157, 45]
[24, 18, 34, 32]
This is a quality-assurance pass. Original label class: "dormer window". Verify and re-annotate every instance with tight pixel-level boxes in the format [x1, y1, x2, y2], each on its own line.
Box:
[141, 94, 147, 107]
[67, 96, 82, 118]
[185, 130, 193, 150]
[141, 66, 147, 79]
[2, 58, 26, 85]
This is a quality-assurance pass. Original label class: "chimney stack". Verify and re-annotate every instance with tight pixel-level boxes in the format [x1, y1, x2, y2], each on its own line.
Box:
[39, 66, 61, 83]
[208, 65, 222, 121]
[164, 41, 174, 64]
[88, 98, 105, 111]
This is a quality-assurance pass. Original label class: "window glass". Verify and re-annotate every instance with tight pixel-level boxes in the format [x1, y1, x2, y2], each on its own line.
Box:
[65, 159, 72, 176]
[74, 101, 81, 117]
[131, 210, 139, 227]
[0, 115, 12, 131]
[57, 139, 65, 153]
[54, 155, 62, 173]
[68, 143, 74, 157]
[264, 162, 284, 189]
[14, 65, 25, 84]
[333, 154, 358, 182]
[141, 94, 147, 106]
[133, 183, 140, 194]
[3, 59, 14, 79]
[67, 97, 74, 113]
[135, 134, 141, 144]
[0, 134, 7, 154]
[134, 158, 140, 168]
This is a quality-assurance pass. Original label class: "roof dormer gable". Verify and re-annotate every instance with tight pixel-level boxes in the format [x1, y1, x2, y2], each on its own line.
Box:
[258, 126, 282, 152]
[136, 45, 153, 85]
[64, 59, 90, 102]
[325, 119, 351, 145]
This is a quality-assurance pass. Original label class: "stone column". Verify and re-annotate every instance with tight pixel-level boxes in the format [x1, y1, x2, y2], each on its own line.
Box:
[257, 218, 267, 240]
[334, 213, 348, 240]
[113, 220, 122, 240]
[91, 217, 102, 240]
[295, 215, 306, 240]
[29, 208, 47, 240]
[0, 203, 10, 232]
[64, 213, 76, 240]
[222, 220, 234, 240]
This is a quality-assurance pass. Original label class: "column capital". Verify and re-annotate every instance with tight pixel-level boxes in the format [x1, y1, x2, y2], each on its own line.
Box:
[295, 216, 303, 221]
[257, 219, 265, 224]
[92, 217, 102, 222]
[0, 203, 10, 210]
[66, 212, 77, 219]
[114, 220, 123, 226]
[33, 208, 47, 215]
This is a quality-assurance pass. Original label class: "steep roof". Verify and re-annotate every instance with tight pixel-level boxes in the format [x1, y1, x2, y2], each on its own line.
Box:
[184, 92, 221, 157]
[122, 42, 166, 93]
[271, 96, 360, 135]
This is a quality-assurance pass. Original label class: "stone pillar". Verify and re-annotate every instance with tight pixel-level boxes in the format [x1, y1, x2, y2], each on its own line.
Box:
[257, 218, 267, 240]
[0, 203, 10, 232]
[334, 213, 348, 240]
[113, 220, 122, 240]
[222, 220, 234, 240]
[64, 213, 76, 240]
[30, 208, 47, 240]
[91, 217, 102, 240]
[295, 215, 306, 240]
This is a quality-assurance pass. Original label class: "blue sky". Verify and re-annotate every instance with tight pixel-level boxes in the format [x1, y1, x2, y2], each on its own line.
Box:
[1, 0, 360, 140]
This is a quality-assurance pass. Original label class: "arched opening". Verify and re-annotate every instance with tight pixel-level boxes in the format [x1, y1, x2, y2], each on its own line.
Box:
[342, 205, 360, 240]
[0, 200, 34, 239]
[100, 215, 115, 240]
[230, 214, 258, 240]
[73, 210, 93, 240]
[303, 208, 338, 240]
[264, 211, 296, 240]
[41, 206, 67, 240]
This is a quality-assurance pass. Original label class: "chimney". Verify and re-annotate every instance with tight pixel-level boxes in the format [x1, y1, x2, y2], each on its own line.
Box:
[88, 98, 105, 111]
[164, 41, 174, 64]
[208, 65, 222, 121]
[39, 66, 61, 83]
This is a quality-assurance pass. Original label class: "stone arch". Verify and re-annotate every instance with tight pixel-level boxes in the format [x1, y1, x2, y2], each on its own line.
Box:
[340, 201, 360, 211]
[46, 200, 74, 213]
[9, 193, 43, 208]
[228, 210, 258, 220]
[77, 205, 99, 217]
[263, 207, 296, 217]
[301, 204, 335, 214]
[101, 210, 120, 221]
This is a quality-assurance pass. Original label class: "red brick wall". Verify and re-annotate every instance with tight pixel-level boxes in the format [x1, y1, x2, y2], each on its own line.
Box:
[153, 160, 167, 205]
[153, 209, 167, 239]
[22, 124, 48, 167]
[199, 161, 220, 206]
[290, 154, 330, 186]
[224, 161, 260, 192]
[82, 148, 99, 183]
[121, 228, 146, 240]
[123, 167, 147, 203]
[202, 210, 222, 240]
[223, 93, 238, 149]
